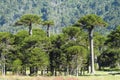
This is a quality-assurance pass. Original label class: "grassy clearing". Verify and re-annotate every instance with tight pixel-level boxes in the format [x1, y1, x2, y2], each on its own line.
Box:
[0, 71, 120, 80]
[0, 75, 120, 80]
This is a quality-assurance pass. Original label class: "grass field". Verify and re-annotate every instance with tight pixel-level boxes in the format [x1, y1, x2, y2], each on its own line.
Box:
[0, 75, 120, 80]
[0, 71, 120, 80]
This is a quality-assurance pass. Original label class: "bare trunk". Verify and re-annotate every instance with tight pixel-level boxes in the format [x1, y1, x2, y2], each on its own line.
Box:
[47, 24, 50, 37]
[89, 28, 95, 74]
[29, 22, 32, 35]
[29, 67, 38, 75]
[88, 65, 91, 73]
[1, 53, 6, 76]
[21, 66, 26, 75]
[41, 70, 44, 75]
[30, 67, 34, 75]
[55, 69, 57, 76]
[76, 55, 79, 76]
[2, 62, 6, 76]
[76, 66, 79, 76]
[64, 66, 69, 76]
[34, 67, 38, 75]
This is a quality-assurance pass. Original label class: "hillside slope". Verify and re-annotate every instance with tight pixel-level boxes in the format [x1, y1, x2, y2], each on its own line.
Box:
[0, 0, 120, 33]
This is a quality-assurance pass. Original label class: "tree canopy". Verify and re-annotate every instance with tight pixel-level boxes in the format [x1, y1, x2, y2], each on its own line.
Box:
[14, 14, 42, 35]
[0, 12, 120, 76]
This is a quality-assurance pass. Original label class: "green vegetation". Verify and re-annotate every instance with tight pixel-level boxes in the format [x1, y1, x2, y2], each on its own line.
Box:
[0, 73, 120, 80]
[0, 0, 120, 33]
[0, 1, 120, 79]
[42, 20, 54, 37]
[75, 14, 107, 74]
[14, 14, 42, 35]
[0, 13, 120, 76]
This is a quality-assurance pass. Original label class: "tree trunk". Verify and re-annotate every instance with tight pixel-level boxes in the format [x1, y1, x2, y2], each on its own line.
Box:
[34, 67, 38, 75]
[88, 55, 91, 73]
[30, 67, 34, 75]
[47, 24, 50, 37]
[29, 22, 32, 35]
[21, 66, 26, 75]
[30, 67, 38, 75]
[76, 67, 79, 76]
[80, 67, 83, 75]
[1, 53, 6, 76]
[2, 62, 6, 76]
[50, 65, 54, 76]
[89, 28, 95, 74]
[88, 65, 91, 73]
[55, 69, 57, 76]
[41, 70, 44, 75]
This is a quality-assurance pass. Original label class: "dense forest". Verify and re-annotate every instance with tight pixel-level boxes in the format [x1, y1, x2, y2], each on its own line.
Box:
[0, 0, 120, 76]
[0, 0, 120, 34]
[0, 14, 120, 76]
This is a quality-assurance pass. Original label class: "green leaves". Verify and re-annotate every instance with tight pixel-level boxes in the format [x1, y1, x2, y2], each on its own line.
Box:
[77, 14, 108, 30]
[42, 20, 54, 37]
[15, 14, 42, 26]
[105, 26, 120, 48]
[42, 20, 54, 26]
[62, 27, 81, 39]
[0, 32, 14, 44]
[75, 14, 108, 74]
[12, 59, 22, 73]
[14, 14, 42, 35]
[66, 46, 87, 58]
[29, 48, 49, 67]
[98, 49, 120, 68]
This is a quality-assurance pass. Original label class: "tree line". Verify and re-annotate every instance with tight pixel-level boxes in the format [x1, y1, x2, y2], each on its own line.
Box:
[0, 14, 120, 76]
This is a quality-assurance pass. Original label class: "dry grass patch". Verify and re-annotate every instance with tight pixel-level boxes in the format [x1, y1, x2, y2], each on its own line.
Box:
[0, 75, 119, 80]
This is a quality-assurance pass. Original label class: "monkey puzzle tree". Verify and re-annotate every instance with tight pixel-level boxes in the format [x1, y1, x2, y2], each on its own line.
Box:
[0, 32, 14, 76]
[75, 14, 108, 74]
[42, 20, 54, 37]
[14, 14, 41, 35]
[66, 46, 87, 76]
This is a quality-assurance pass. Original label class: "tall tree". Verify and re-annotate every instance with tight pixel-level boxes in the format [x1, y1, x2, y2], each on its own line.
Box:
[61, 26, 88, 76]
[75, 14, 108, 74]
[66, 46, 87, 76]
[0, 32, 14, 76]
[14, 30, 29, 75]
[42, 20, 54, 37]
[20, 29, 49, 75]
[14, 14, 41, 35]
[49, 34, 67, 76]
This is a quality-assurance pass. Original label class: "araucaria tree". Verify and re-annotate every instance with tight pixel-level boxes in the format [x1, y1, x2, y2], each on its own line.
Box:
[42, 20, 54, 37]
[75, 14, 107, 74]
[0, 32, 14, 76]
[14, 14, 41, 35]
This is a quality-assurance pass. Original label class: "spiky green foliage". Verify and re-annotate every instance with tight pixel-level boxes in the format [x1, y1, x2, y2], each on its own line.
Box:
[42, 20, 54, 26]
[105, 26, 120, 48]
[62, 27, 81, 39]
[98, 49, 120, 68]
[15, 14, 41, 26]
[77, 14, 108, 30]
[42, 20, 54, 37]
[75, 14, 108, 74]
[14, 14, 41, 35]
